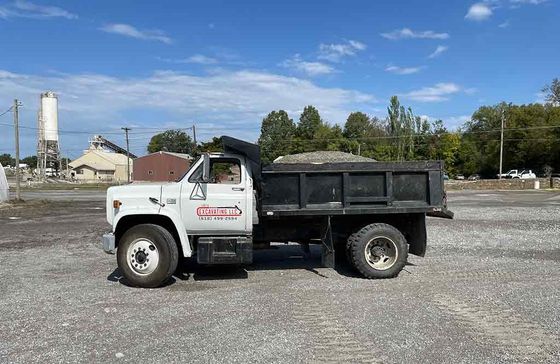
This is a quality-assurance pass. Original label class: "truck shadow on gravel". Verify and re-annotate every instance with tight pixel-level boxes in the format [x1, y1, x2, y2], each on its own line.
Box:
[177, 245, 365, 281]
[106, 244, 367, 287]
[107, 268, 178, 287]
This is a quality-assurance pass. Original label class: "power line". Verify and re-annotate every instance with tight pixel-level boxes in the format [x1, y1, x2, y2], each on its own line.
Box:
[0, 106, 13, 118]
[1, 117, 559, 144]
[0, 122, 124, 135]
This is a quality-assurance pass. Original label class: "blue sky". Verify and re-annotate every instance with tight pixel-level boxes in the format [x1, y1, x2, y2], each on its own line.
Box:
[0, 0, 557, 158]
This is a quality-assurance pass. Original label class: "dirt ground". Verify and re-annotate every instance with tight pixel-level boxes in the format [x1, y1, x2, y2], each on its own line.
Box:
[0, 189, 559, 363]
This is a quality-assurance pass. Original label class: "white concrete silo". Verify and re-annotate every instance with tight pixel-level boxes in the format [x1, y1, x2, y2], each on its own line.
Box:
[37, 91, 61, 178]
[41, 91, 59, 142]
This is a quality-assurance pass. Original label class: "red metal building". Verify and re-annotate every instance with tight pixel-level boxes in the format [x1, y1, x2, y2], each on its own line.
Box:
[133, 151, 193, 182]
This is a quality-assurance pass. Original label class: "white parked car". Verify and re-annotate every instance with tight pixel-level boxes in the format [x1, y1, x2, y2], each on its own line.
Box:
[501, 169, 536, 179]
[515, 170, 536, 179]
[497, 169, 518, 179]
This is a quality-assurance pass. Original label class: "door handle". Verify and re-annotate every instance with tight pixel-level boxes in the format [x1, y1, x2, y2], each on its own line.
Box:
[232, 187, 245, 191]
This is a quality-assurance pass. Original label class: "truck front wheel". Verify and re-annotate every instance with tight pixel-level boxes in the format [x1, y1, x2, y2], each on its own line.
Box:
[348, 223, 408, 279]
[117, 224, 179, 288]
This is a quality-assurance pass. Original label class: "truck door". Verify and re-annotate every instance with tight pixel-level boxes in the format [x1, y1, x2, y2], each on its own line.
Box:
[181, 157, 249, 234]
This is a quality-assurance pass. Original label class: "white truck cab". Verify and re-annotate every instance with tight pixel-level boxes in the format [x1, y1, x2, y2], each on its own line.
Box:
[104, 151, 255, 287]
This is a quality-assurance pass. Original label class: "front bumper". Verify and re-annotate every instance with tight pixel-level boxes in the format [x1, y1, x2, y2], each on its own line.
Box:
[102, 233, 116, 254]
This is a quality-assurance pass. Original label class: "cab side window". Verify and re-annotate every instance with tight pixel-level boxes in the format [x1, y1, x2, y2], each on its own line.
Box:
[187, 158, 241, 184]
[210, 160, 241, 184]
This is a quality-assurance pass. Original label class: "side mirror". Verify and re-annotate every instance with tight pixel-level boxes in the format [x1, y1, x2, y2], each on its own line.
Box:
[201, 153, 211, 183]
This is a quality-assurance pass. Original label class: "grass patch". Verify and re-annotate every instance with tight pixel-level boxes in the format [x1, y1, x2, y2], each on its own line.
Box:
[20, 183, 117, 191]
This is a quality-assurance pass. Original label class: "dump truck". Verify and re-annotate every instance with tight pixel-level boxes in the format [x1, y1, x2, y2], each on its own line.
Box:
[102, 136, 453, 287]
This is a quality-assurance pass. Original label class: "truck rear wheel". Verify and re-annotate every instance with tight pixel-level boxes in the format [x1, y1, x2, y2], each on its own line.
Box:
[348, 223, 407, 279]
[117, 224, 179, 288]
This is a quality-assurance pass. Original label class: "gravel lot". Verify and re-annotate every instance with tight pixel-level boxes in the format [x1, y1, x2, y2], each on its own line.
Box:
[1, 189, 559, 363]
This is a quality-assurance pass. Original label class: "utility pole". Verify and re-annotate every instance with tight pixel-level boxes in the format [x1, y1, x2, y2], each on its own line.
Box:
[122, 127, 131, 183]
[192, 123, 197, 144]
[498, 108, 505, 179]
[13, 99, 21, 200]
[192, 124, 198, 155]
[65, 153, 69, 176]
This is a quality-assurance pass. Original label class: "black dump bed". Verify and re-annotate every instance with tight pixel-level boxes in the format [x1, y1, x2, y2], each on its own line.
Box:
[220, 136, 453, 219]
[260, 161, 452, 218]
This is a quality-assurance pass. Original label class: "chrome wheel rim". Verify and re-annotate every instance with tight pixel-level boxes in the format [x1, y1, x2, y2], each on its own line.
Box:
[126, 238, 159, 275]
[364, 236, 398, 270]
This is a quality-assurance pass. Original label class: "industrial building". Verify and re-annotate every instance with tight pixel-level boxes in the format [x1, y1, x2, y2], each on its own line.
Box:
[69, 136, 134, 182]
[69, 149, 132, 182]
[133, 151, 192, 182]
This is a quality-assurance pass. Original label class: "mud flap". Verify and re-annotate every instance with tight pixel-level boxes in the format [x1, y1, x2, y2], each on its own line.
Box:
[427, 207, 454, 219]
[321, 216, 335, 268]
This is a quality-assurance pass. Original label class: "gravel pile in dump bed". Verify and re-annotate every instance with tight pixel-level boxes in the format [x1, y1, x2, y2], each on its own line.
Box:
[274, 151, 375, 164]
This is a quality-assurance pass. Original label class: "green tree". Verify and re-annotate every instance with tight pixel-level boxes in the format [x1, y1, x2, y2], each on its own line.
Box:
[0, 153, 15, 167]
[457, 104, 504, 177]
[21, 156, 37, 169]
[147, 129, 195, 154]
[199, 137, 223, 153]
[422, 121, 461, 175]
[343, 112, 371, 139]
[386, 96, 417, 161]
[343, 112, 389, 159]
[313, 123, 346, 151]
[542, 78, 560, 106]
[296, 105, 322, 140]
[258, 110, 296, 164]
[455, 102, 560, 177]
[61, 157, 71, 172]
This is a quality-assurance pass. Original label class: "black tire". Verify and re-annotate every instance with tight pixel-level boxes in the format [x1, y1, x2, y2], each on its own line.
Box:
[348, 223, 408, 279]
[117, 224, 179, 288]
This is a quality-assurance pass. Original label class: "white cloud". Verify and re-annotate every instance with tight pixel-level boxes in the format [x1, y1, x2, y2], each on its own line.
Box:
[446, 115, 472, 127]
[318, 40, 367, 62]
[380, 28, 449, 40]
[159, 52, 250, 67]
[0, 0, 77, 19]
[348, 40, 367, 50]
[465, 3, 493, 21]
[183, 54, 218, 65]
[535, 91, 546, 104]
[416, 114, 471, 129]
[0, 69, 377, 155]
[281, 55, 335, 76]
[401, 83, 462, 102]
[498, 20, 510, 28]
[385, 65, 423, 75]
[428, 45, 449, 58]
[100, 23, 172, 44]
[160, 55, 218, 65]
[510, 0, 547, 4]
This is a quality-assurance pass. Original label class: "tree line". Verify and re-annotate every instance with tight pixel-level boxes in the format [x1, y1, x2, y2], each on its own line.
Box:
[255, 78, 560, 176]
[256, 97, 463, 170]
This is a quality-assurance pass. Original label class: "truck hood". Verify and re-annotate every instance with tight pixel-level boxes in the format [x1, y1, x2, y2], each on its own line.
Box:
[106, 183, 172, 224]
